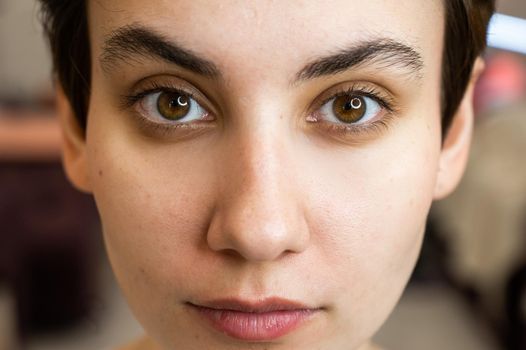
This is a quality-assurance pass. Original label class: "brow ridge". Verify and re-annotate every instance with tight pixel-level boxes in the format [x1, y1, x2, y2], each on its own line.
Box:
[100, 24, 220, 78]
[294, 38, 424, 83]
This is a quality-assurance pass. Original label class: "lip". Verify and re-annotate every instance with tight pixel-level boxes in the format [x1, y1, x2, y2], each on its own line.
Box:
[187, 297, 320, 341]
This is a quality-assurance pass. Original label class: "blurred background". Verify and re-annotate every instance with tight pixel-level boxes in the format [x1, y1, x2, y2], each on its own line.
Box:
[0, 1, 525, 349]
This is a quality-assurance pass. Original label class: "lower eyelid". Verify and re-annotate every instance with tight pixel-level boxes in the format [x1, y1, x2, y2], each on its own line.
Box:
[319, 118, 392, 140]
[129, 107, 216, 140]
[307, 107, 395, 140]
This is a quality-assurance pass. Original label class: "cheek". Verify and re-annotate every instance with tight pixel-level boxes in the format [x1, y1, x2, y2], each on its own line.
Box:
[85, 110, 218, 315]
[303, 115, 441, 324]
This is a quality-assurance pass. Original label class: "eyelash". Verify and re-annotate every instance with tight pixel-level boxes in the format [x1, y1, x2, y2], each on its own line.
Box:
[309, 84, 396, 137]
[121, 81, 397, 138]
[122, 81, 194, 108]
[121, 81, 212, 135]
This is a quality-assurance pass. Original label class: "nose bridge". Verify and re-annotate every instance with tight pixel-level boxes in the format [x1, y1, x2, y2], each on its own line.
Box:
[206, 112, 309, 261]
[235, 123, 284, 199]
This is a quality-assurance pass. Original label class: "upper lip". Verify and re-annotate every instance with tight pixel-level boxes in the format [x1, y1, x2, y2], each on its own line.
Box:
[188, 297, 317, 313]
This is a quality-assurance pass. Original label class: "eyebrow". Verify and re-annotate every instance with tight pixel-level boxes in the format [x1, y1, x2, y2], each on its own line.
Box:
[100, 25, 424, 83]
[100, 25, 221, 78]
[294, 39, 424, 83]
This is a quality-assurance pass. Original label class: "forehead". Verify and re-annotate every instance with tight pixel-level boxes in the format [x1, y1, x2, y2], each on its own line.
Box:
[88, 0, 444, 80]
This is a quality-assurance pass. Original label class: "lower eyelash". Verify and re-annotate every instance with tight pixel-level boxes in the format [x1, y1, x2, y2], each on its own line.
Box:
[118, 83, 214, 137]
[130, 108, 216, 140]
[307, 110, 394, 142]
[311, 113, 392, 137]
[331, 118, 390, 135]
[308, 84, 398, 139]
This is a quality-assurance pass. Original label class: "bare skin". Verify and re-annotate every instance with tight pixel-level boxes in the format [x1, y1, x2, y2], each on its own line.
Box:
[118, 336, 385, 350]
[57, 0, 481, 349]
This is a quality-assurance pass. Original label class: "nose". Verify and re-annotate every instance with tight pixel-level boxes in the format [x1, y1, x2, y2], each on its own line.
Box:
[206, 125, 310, 262]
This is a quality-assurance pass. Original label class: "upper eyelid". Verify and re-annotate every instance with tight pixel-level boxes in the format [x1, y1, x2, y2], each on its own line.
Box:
[312, 84, 396, 115]
[120, 76, 217, 112]
[122, 85, 197, 107]
[320, 89, 384, 107]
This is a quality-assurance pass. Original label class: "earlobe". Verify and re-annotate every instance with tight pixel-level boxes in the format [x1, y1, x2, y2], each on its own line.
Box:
[434, 57, 485, 200]
[56, 84, 92, 193]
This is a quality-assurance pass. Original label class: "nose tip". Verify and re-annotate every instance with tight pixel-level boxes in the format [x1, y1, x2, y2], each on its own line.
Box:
[207, 199, 309, 261]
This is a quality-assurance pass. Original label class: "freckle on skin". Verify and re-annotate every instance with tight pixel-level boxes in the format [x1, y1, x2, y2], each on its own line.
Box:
[98, 169, 103, 177]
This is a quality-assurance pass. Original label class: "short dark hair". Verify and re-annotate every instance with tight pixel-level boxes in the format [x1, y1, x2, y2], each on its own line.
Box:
[38, 0, 495, 135]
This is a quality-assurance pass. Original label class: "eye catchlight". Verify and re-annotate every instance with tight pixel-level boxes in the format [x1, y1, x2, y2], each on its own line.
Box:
[487, 13, 526, 55]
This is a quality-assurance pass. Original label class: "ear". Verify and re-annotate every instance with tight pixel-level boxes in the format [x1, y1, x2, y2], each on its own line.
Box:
[56, 84, 92, 193]
[433, 57, 485, 200]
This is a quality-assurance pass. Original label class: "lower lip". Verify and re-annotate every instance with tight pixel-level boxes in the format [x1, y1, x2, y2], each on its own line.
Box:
[191, 305, 317, 341]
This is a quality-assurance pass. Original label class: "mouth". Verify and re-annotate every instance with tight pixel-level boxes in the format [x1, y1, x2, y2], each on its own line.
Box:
[186, 297, 322, 341]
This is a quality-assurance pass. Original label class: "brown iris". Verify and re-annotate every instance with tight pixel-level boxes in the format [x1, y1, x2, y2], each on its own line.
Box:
[332, 95, 366, 123]
[157, 92, 191, 120]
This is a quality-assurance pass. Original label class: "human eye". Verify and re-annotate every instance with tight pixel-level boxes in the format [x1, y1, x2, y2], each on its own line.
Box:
[140, 90, 208, 123]
[307, 83, 397, 139]
[121, 80, 215, 135]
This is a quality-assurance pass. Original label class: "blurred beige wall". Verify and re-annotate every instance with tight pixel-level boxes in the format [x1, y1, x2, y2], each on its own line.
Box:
[498, 0, 526, 17]
[0, 0, 52, 100]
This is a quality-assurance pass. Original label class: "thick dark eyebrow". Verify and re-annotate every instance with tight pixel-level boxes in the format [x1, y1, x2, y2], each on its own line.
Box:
[100, 25, 423, 85]
[100, 25, 221, 78]
[293, 39, 424, 83]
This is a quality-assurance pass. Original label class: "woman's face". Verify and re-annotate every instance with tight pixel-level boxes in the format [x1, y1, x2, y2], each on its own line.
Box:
[79, 0, 449, 349]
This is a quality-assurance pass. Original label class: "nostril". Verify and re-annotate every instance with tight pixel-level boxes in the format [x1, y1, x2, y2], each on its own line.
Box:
[218, 248, 245, 260]
[206, 204, 310, 263]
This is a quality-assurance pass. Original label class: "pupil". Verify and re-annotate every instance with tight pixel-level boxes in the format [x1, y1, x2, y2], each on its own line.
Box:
[157, 92, 191, 120]
[344, 98, 362, 111]
[169, 95, 188, 108]
[332, 95, 366, 123]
